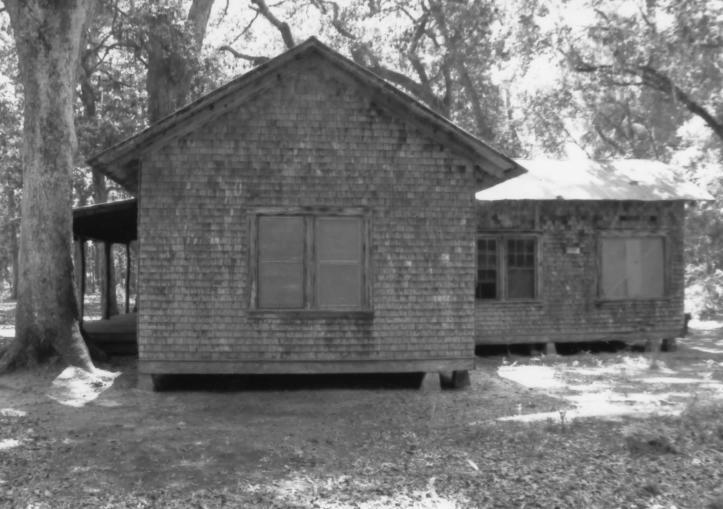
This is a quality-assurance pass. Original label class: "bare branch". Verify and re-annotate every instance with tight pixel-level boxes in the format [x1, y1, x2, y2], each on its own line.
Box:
[594, 124, 627, 156]
[311, 0, 355, 39]
[218, 45, 270, 66]
[250, 0, 295, 49]
[637, 65, 723, 141]
[228, 10, 260, 45]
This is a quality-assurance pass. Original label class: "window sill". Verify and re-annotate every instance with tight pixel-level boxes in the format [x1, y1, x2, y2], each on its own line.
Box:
[476, 299, 542, 305]
[248, 310, 374, 320]
[595, 297, 671, 304]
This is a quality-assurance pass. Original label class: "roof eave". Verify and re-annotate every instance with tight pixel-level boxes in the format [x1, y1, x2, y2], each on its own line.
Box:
[88, 37, 521, 187]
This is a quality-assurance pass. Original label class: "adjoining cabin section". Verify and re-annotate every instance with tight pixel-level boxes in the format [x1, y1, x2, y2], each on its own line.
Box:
[88, 38, 524, 380]
[474, 159, 710, 347]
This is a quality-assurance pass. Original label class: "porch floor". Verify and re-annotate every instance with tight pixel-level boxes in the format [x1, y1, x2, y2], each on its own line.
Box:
[83, 312, 137, 356]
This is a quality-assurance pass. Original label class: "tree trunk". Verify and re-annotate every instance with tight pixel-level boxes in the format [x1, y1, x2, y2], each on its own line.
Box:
[1, 0, 96, 372]
[146, 0, 215, 122]
[6, 188, 19, 300]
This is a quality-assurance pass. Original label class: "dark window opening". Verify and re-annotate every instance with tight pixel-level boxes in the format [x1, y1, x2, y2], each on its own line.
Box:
[476, 235, 538, 301]
[476, 238, 497, 299]
[506, 238, 536, 299]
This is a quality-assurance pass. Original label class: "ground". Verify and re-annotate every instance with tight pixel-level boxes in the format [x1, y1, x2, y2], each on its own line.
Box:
[1, 300, 723, 508]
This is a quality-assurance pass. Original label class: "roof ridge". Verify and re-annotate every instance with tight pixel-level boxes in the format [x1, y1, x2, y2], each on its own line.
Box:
[88, 37, 522, 193]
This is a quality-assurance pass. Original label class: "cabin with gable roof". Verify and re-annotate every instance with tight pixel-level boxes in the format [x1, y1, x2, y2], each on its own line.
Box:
[86, 37, 524, 387]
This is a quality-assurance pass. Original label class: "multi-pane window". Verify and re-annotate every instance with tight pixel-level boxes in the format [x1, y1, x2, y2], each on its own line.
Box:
[476, 238, 498, 299]
[476, 236, 538, 300]
[600, 236, 664, 299]
[255, 213, 366, 310]
[506, 238, 536, 299]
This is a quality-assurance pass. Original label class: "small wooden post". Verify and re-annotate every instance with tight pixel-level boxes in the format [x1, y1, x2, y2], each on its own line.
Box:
[79, 239, 86, 322]
[439, 370, 471, 390]
[104, 242, 112, 320]
[74, 238, 86, 321]
[137, 374, 157, 391]
[125, 243, 131, 313]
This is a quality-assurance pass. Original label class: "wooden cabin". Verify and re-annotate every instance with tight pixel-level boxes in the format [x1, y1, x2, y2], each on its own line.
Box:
[87, 38, 524, 386]
[474, 159, 710, 349]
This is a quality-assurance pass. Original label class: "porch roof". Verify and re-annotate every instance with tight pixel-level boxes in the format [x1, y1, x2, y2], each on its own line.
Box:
[73, 199, 137, 244]
[476, 159, 712, 201]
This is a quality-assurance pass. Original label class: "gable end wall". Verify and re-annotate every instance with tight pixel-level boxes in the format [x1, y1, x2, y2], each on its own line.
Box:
[137, 55, 477, 372]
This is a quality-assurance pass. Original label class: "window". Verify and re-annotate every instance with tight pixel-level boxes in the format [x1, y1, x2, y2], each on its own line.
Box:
[600, 236, 664, 299]
[476, 238, 498, 299]
[476, 235, 538, 300]
[254, 212, 367, 311]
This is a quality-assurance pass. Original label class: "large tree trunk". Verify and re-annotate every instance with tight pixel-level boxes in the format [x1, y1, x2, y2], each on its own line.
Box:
[146, 0, 215, 122]
[6, 188, 19, 300]
[1, 0, 95, 372]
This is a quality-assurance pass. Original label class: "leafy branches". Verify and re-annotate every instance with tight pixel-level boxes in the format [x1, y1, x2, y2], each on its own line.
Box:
[565, 0, 723, 146]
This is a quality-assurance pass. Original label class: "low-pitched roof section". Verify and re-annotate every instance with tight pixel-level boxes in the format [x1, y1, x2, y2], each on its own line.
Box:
[73, 198, 137, 244]
[88, 37, 524, 194]
[475, 159, 712, 201]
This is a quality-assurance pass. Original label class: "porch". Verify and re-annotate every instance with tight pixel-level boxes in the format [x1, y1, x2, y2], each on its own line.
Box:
[73, 198, 138, 355]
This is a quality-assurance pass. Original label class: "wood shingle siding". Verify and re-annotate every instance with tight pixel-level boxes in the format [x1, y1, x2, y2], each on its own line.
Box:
[475, 200, 686, 345]
[135, 52, 487, 374]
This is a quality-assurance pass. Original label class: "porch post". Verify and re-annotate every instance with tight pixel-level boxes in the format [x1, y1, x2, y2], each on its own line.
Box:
[104, 242, 112, 320]
[79, 238, 86, 322]
[125, 243, 131, 313]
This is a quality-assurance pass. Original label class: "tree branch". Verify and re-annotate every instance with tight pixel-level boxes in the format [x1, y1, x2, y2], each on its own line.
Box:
[218, 45, 270, 65]
[250, 0, 295, 49]
[573, 60, 723, 143]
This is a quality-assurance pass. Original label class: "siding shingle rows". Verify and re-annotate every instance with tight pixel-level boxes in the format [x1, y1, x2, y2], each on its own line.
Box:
[475, 200, 686, 344]
[137, 55, 477, 371]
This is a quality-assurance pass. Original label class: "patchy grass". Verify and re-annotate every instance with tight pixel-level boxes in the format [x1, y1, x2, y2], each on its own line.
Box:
[1, 300, 723, 507]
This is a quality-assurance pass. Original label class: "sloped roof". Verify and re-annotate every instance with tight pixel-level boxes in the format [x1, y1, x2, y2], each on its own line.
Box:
[475, 159, 712, 201]
[88, 37, 524, 194]
[73, 199, 137, 243]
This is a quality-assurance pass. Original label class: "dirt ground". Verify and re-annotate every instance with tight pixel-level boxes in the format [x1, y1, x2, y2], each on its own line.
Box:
[1, 307, 723, 508]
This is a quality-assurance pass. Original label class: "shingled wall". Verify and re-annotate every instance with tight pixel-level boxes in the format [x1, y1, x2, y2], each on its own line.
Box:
[137, 54, 478, 374]
[475, 200, 686, 345]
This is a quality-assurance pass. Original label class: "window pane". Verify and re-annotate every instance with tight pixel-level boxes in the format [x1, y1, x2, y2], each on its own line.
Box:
[259, 216, 304, 261]
[601, 238, 627, 298]
[634, 237, 664, 297]
[258, 262, 304, 308]
[316, 217, 363, 309]
[317, 264, 362, 308]
[506, 238, 535, 268]
[601, 237, 664, 299]
[476, 238, 497, 300]
[258, 216, 304, 308]
[506, 238, 536, 298]
[317, 217, 361, 261]
[508, 269, 535, 299]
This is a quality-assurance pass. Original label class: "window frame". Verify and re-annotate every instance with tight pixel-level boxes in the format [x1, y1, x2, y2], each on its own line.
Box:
[597, 232, 668, 301]
[249, 207, 372, 315]
[476, 233, 541, 302]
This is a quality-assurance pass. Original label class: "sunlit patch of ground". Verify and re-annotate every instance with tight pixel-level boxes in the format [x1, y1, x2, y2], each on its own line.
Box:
[0, 439, 21, 451]
[243, 474, 461, 509]
[682, 317, 723, 355]
[46, 366, 121, 408]
[497, 341, 723, 422]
